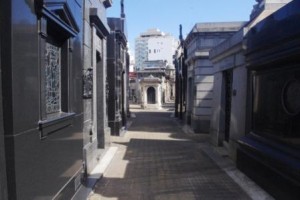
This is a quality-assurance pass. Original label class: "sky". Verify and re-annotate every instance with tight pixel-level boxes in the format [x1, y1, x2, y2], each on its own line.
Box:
[107, 0, 256, 57]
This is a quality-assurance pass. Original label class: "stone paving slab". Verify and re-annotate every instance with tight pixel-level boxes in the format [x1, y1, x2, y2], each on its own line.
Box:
[88, 107, 272, 200]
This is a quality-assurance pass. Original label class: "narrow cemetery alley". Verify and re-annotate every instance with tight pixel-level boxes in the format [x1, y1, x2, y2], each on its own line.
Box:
[88, 105, 272, 200]
[1, 1, 300, 199]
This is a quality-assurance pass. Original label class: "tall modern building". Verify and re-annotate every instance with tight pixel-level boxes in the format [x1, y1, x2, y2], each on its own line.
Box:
[135, 29, 178, 70]
[134, 29, 177, 108]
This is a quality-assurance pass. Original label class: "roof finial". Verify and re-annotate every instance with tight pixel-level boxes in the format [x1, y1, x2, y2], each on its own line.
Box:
[121, 0, 125, 18]
[179, 24, 183, 42]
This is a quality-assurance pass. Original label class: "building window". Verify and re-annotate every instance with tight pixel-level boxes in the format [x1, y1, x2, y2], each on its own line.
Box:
[45, 42, 61, 114]
[149, 49, 151, 53]
[37, 1, 79, 138]
[252, 67, 300, 146]
[39, 30, 74, 138]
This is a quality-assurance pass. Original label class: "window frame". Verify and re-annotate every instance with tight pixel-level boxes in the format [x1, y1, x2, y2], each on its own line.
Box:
[37, 3, 79, 139]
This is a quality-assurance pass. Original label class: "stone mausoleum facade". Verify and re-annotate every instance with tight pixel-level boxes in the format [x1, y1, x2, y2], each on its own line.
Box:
[137, 60, 175, 109]
[0, 0, 130, 199]
[107, 7, 129, 136]
[0, 0, 85, 198]
[184, 22, 245, 133]
[175, 0, 298, 199]
[175, 1, 298, 199]
[237, 1, 299, 199]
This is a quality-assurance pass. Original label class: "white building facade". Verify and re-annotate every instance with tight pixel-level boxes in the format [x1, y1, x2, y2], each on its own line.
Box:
[148, 36, 178, 65]
[135, 29, 178, 70]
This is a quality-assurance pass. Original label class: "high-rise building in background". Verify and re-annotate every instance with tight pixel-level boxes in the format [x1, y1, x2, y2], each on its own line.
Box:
[135, 29, 179, 70]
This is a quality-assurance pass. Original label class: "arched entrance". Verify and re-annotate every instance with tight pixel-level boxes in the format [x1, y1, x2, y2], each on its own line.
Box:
[147, 87, 156, 104]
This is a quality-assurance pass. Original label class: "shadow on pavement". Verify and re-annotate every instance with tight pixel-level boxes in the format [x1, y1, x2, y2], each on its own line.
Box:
[89, 106, 252, 200]
[91, 138, 251, 200]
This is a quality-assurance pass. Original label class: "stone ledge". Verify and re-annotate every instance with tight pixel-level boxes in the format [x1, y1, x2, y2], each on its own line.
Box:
[72, 147, 118, 200]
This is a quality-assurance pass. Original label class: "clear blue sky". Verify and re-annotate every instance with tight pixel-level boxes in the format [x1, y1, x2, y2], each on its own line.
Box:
[107, 0, 255, 56]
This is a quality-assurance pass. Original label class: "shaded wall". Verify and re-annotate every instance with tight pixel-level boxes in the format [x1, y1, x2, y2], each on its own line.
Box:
[1, 0, 83, 199]
[82, 0, 111, 175]
[210, 28, 247, 160]
[0, 26, 8, 199]
[107, 31, 122, 135]
[107, 18, 128, 136]
[238, 1, 300, 199]
[185, 22, 244, 133]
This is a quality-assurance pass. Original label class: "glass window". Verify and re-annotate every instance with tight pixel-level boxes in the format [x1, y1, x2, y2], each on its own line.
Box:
[252, 67, 300, 146]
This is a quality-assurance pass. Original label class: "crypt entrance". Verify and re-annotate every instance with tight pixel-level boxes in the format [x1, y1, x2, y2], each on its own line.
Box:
[147, 87, 156, 104]
[139, 75, 162, 109]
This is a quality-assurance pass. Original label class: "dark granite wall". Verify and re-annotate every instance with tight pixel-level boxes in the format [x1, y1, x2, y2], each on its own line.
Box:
[0, 23, 8, 200]
[107, 17, 128, 136]
[82, 0, 112, 174]
[1, 0, 83, 199]
[238, 1, 300, 199]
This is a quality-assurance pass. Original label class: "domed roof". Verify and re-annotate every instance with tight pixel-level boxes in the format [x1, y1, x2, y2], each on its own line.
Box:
[166, 64, 175, 70]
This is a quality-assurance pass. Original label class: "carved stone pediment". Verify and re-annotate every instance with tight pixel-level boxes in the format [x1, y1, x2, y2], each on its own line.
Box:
[36, 0, 79, 37]
[90, 7, 110, 37]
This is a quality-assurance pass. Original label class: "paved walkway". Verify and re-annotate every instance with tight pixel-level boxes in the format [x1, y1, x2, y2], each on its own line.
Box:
[88, 105, 272, 200]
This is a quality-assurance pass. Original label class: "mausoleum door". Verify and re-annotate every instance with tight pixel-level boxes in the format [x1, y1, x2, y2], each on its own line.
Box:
[187, 78, 193, 125]
[147, 87, 156, 104]
[224, 70, 233, 142]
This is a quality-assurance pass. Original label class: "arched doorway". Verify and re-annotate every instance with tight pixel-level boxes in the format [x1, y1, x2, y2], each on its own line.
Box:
[147, 87, 156, 104]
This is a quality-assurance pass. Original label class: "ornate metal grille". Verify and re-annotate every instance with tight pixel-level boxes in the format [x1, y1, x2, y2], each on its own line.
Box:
[45, 42, 61, 114]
